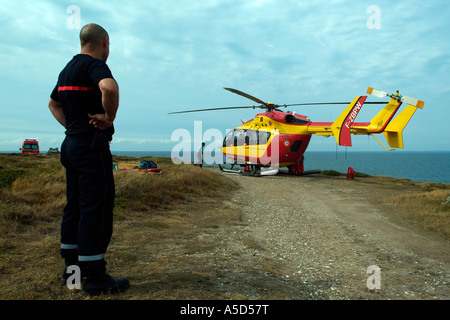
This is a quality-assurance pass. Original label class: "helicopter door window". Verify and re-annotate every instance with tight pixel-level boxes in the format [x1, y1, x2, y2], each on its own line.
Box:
[255, 131, 271, 146]
[262, 131, 271, 145]
[246, 130, 257, 146]
[223, 129, 246, 147]
[234, 130, 247, 146]
[247, 130, 271, 146]
[223, 131, 234, 147]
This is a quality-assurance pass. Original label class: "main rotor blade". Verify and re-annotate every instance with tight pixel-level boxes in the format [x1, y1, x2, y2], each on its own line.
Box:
[168, 101, 387, 114]
[168, 105, 260, 114]
[283, 101, 386, 107]
[284, 102, 351, 107]
[223, 88, 267, 105]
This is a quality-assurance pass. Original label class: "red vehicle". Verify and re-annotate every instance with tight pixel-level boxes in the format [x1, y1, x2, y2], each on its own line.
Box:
[21, 139, 39, 154]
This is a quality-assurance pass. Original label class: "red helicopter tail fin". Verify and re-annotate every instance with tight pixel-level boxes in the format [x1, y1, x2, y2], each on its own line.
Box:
[330, 96, 367, 147]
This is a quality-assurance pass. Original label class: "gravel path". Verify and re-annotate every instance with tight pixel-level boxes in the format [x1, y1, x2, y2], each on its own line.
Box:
[215, 173, 449, 300]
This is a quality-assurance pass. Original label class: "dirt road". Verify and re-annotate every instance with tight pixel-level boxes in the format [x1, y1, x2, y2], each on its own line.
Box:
[206, 172, 449, 300]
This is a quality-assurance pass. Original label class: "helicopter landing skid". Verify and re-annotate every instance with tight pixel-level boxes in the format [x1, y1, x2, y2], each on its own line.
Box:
[218, 164, 320, 177]
[278, 169, 321, 176]
[218, 164, 263, 177]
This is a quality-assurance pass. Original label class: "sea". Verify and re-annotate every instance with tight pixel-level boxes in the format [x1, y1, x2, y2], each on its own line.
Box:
[111, 150, 450, 184]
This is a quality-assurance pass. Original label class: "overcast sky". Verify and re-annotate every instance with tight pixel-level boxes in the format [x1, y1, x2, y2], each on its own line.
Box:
[1, 0, 449, 153]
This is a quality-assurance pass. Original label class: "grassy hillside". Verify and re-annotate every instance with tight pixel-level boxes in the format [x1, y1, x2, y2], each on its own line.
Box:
[0, 153, 238, 299]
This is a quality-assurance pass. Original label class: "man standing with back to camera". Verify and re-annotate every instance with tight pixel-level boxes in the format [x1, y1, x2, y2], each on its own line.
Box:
[48, 23, 129, 295]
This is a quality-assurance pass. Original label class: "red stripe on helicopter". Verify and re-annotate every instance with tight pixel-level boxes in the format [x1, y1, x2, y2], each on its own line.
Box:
[339, 96, 367, 146]
[58, 86, 95, 92]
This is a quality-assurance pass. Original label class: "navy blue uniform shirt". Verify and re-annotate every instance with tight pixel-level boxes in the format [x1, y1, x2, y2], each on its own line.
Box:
[51, 54, 115, 139]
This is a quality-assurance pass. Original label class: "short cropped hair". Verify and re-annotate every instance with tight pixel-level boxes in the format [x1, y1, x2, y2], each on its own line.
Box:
[79, 23, 109, 47]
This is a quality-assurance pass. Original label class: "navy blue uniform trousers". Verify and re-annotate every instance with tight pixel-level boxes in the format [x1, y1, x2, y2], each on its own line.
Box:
[60, 133, 115, 277]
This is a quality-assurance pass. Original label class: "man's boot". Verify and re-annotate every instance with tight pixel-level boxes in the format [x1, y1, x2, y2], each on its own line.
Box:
[82, 273, 130, 296]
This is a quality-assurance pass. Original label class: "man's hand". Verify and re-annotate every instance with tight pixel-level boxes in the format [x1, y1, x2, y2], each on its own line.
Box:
[88, 78, 119, 130]
[88, 113, 113, 130]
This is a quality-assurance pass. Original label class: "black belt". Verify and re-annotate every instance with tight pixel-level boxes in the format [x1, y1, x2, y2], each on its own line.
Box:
[67, 130, 111, 139]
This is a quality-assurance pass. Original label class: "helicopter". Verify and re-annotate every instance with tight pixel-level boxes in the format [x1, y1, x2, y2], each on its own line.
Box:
[169, 87, 424, 176]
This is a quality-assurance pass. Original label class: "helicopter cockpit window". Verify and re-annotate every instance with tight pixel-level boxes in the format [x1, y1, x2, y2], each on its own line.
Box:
[223, 129, 271, 147]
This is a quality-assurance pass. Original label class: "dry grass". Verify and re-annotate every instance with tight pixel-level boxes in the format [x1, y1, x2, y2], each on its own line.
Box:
[0, 154, 65, 237]
[113, 156, 235, 214]
[386, 184, 450, 239]
[0, 153, 239, 299]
